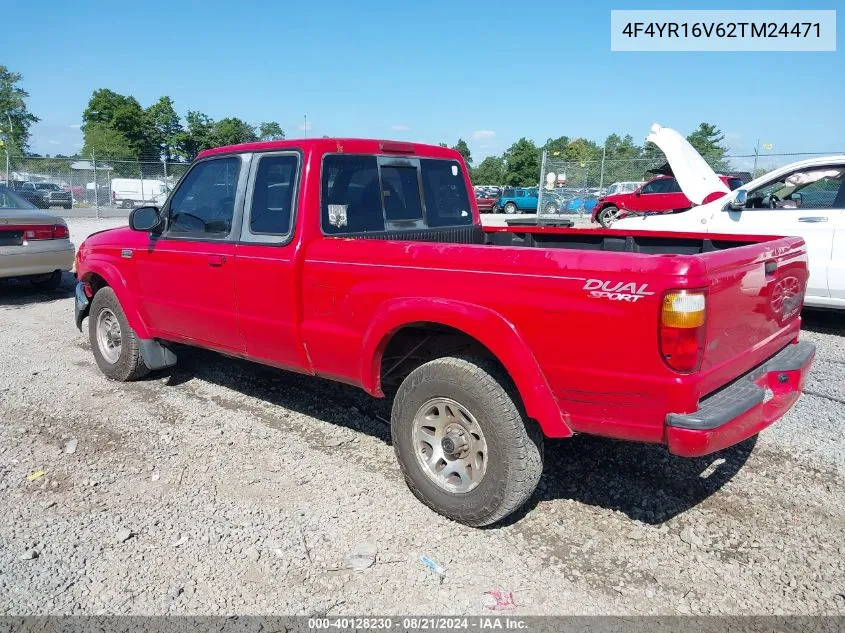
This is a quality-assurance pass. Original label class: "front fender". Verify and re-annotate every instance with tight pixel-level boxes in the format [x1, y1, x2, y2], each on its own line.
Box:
[591, 203, 609, 222]
[360, 298, 572, 438]
[78, 258, 151, 339]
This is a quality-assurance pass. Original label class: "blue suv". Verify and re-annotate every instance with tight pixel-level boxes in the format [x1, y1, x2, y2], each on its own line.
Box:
[499, 187, 561, 214]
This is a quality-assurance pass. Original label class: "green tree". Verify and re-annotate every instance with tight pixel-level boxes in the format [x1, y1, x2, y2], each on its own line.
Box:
[542, 136, 570, 157]
[80, 122, 135, 160]
[603, 134, 641, 159]
[471, 156, 505, 185]
[452, 138, 472, 166]
[82, 89, 156, 159]
[601, 133, 644, 184]
[686, 122, 729, 171]
[563, 138, 601, 163]
[503, 138, 540, 186]
[174, 111, 216, 161]
[146, 96, 183, 161]
[0, 65, 39, 153]
[259, 121, 285, 140]
[213, 117, 257, 146]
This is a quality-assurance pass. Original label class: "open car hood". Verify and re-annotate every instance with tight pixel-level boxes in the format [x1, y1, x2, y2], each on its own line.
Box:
[646, 123, 730, 205]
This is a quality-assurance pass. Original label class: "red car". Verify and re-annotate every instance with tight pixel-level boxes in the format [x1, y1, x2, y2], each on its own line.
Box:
[474, 190, 499, 213]
[592, 174, 745, 227]
[73, 138, 813, 526]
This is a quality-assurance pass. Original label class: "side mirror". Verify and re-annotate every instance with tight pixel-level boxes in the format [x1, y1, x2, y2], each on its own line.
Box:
[129, 206, 163, 232]
[728, 190, 748, 211]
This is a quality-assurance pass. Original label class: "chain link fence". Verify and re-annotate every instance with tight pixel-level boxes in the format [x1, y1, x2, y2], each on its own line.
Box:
[535, 151, 844, 224]
[3, 149, 842, 220]
[2, 154, 191, 217]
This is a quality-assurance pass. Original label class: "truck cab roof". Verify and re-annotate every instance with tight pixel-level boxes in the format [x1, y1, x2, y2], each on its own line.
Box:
[198, 138, 463, 161]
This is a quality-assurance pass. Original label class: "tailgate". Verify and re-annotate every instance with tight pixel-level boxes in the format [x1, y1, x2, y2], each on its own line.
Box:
[697, 235, 807, 398]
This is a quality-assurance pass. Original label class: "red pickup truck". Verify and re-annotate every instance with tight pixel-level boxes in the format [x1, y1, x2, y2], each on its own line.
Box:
[74, 138, 815, 526]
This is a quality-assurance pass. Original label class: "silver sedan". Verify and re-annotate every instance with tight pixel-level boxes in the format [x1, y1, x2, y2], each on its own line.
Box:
[0, 185, 75, 291]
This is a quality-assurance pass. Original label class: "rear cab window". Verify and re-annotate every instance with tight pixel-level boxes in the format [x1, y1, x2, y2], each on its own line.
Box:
[321, 154, 472, 235]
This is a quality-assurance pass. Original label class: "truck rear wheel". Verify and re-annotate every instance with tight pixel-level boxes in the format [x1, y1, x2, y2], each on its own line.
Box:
[391, 356, 543, 527]
[89, 287, 149, 382]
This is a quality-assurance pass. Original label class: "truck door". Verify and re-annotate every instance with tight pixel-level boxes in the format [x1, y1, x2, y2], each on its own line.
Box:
[709, 164, 843, 302]
[233, 150, 308, 370]
[131, 156, 244, 352]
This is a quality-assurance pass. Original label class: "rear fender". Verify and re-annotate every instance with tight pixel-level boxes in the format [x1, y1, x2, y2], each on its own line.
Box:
[360, 298, 572, 437]
[79, 259, 151, 339]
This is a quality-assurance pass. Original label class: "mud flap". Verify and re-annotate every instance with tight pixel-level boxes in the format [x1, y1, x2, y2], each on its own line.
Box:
[138, 339, 178, 371]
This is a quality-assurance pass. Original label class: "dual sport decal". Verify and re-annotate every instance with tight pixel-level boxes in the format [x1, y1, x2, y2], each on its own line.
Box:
[583, 279, 654, 303]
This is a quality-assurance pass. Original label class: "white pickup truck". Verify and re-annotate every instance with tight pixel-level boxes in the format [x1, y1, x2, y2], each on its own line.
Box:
[614, 125, 845, 310]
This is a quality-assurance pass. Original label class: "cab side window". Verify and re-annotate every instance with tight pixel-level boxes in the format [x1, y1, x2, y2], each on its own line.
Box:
[249, 154, 298, 236]
[167, 157, 241, 237]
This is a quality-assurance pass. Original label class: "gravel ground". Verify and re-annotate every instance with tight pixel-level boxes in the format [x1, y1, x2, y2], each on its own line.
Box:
[0, 219, 842, 616]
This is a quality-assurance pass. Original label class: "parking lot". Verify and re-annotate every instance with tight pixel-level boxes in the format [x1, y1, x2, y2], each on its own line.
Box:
[1, 217, 843, 616]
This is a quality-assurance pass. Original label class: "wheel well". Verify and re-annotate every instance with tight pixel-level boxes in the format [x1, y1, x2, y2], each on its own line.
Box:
[379, 323, 504, 390]
[86, 273, 109, 295]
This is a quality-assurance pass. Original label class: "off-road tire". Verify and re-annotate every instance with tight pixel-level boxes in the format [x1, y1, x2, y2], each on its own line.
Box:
[504, 202, 518, 214]
[391, 356, 544, 527]
[89, 287, 149, 382]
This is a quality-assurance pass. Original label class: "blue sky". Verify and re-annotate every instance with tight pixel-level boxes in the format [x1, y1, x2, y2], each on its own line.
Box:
[5, 0, 843, 163]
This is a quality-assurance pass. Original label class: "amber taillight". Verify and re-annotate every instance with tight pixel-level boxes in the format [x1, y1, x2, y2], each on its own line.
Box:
[659, 290, 707, 373]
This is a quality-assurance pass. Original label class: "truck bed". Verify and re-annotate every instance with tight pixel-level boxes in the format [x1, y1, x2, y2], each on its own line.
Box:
[484, 225, 768, 254]
[347, 222, 783, 255]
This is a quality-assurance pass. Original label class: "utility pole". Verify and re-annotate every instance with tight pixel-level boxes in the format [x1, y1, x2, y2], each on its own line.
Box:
[5, 113, 12, 187]
[599, 142, 607, 190]
[752, 139, 760, 176]
[92, 152, 99, 219]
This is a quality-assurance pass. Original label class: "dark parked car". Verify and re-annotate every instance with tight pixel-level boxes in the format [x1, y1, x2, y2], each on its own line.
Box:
[475, 190, 499, 213]
[12, 182, 72, 209]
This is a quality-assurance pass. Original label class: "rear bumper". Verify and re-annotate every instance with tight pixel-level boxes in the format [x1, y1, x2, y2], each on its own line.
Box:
[666, 340, 815, 457]
[0, 242, 76, 279]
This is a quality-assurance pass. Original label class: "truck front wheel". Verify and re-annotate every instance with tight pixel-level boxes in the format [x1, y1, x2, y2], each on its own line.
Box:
[391, 356, 543, 527]
[89, 287, 150, 382]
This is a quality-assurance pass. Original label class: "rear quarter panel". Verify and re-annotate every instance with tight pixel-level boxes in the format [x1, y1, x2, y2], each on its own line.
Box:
[300, 235, 708, 439]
